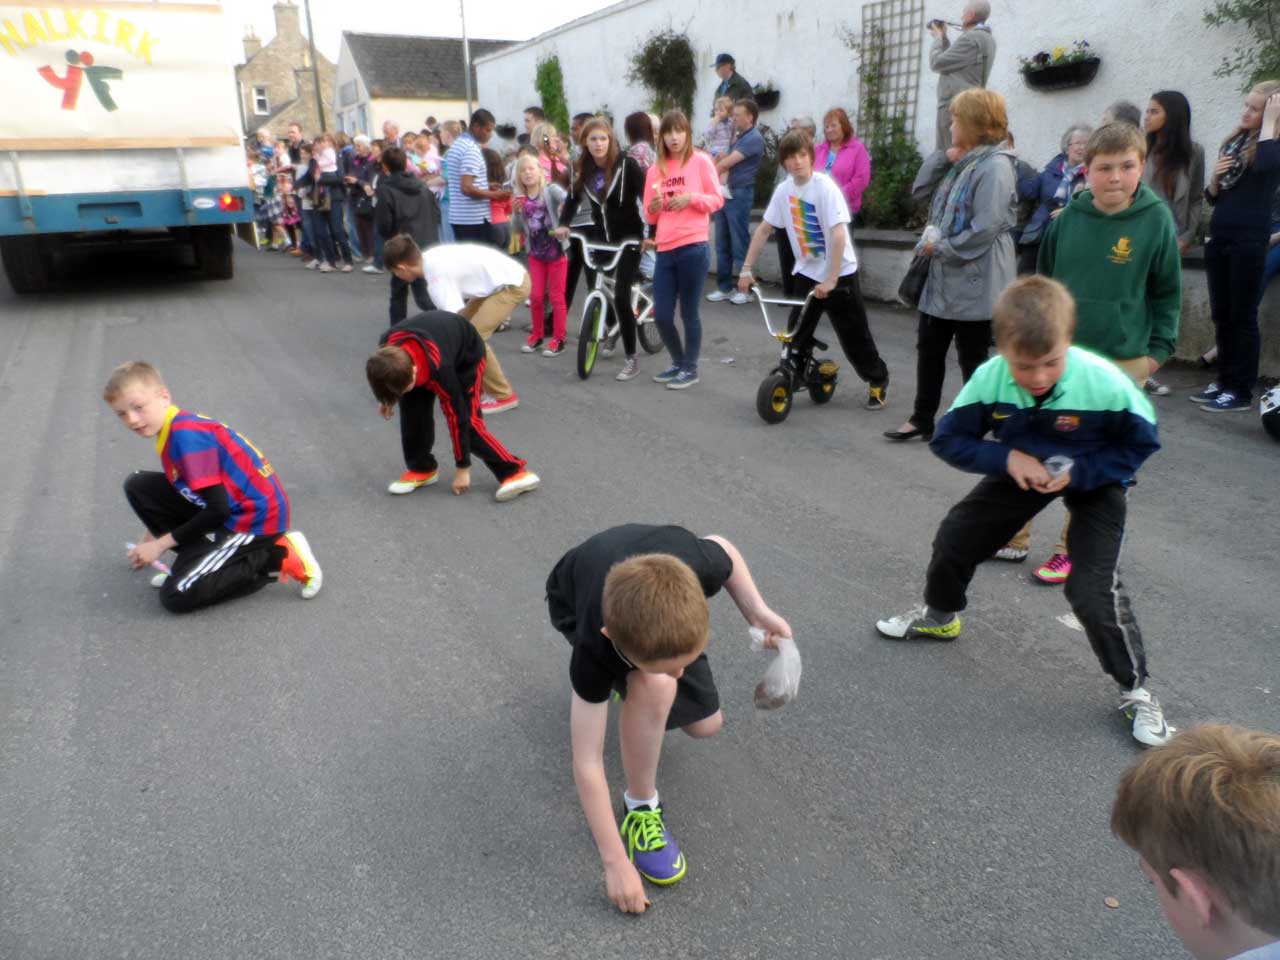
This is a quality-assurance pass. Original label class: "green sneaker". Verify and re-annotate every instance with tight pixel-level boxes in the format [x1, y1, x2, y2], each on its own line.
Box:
[620, 806, 687, 885]
[875, 606, 962, 641]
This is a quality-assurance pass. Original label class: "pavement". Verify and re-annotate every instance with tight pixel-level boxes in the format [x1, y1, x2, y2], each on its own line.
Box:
[1, 242, 1277, 960]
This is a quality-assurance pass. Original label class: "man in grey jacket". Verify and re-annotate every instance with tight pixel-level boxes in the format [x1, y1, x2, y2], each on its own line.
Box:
[929, 2, 996, 150]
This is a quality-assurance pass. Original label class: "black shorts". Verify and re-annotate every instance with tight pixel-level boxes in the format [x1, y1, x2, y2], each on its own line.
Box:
[614, 653, 721, 731]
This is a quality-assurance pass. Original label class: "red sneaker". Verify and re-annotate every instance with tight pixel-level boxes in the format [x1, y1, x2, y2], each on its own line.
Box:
[480, 393, 519, 414]
[495, 469, 540, 502]
[1033, 553, 1071, 585]
[275, 531, 322, 599]
[388, 469, 438, 495]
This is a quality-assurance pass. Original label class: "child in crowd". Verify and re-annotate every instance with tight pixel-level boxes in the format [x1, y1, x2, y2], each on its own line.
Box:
[545, 524, 792, 913]
[999, 122, 1181, 583]
[738, 129, 891, 410]
[104, 361, 321, 612]
[1112, 723, 1280, 960]
[511, 154, 569, 356]
[373, 147, 440, 322]
[313, 133, 355, 272]
[295, 142, 316, 265]
[484, 148, 513, 253]
[702, 96, 736, 195]
[876, 276, 1172, 748]
[366, 311, 539, 502]
[643, 110, 724, 389]
[1194, 82, 1280, 413]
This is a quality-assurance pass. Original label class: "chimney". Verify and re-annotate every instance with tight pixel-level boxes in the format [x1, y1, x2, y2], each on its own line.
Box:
[273, 0, 300, 39]
[242, 27, 261, 60]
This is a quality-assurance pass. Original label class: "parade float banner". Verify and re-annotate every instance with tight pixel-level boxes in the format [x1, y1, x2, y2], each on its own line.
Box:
[0, 2, 242, 149]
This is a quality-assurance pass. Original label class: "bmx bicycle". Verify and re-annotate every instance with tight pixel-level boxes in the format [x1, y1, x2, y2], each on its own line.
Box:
[569, 234, 664, 380]
[750, 285, 840, 424]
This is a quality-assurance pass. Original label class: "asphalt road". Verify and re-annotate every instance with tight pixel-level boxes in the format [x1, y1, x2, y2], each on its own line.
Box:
[2, 242, 1277, 960]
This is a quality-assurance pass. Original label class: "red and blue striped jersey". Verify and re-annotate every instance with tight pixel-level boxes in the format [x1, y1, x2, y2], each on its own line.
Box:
[155, 406, 290, 535]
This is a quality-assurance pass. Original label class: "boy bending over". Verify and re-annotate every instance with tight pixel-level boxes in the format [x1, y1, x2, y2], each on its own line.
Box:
[546, 524, 792, 914]
[105, 362, 321, 612]
[366, 311, 539, 502]
[875, 276, 1172, 746]
[1113, 724, 1280, 960]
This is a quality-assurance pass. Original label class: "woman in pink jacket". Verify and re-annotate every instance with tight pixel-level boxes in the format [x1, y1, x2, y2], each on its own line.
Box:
[642, 111, 724, 390]
[814, 108, 872, 216]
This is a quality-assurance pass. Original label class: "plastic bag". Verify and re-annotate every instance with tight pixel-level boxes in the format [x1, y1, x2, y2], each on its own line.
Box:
[749, 627, 802, 710]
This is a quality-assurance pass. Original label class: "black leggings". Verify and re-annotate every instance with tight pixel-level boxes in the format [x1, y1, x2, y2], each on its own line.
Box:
[788, 272, 888, 386]
[910, 312, 991, 433]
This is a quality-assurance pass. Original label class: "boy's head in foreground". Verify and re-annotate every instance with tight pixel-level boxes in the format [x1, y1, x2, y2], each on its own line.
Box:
[993, 276, 1076, 398]
[381, 234, 423, 283]
[601, 554, 709, 677]
[1085, 122, 1147, 215]
[366, 346, 415, 409]
[1112, 724, 1280, 960]
[103, 361, 172, 439]
[777, 129, 815, 179]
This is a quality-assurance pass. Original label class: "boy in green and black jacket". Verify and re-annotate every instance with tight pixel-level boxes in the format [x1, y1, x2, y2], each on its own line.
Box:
[1003, 122, 1182, 584]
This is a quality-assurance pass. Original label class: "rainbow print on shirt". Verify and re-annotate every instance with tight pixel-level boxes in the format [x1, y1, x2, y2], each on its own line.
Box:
[789, 196, 824, 258]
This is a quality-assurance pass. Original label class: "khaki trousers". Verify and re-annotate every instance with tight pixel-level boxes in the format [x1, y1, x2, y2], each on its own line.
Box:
[459, 271, 531, 401]
[1005, 357, 1149, 554]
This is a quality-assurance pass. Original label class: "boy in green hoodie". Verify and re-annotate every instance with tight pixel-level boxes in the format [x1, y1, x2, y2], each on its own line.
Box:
[999, 122, 1182, 584]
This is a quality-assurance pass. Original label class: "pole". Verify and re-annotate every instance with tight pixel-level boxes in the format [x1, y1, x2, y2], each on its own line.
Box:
[301, 0, 326, 131]
[460, 0, 473, 119]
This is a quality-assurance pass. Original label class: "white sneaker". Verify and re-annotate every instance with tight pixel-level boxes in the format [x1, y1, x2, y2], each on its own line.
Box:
[705, 290, 730, 302]
[875, 605, 962, 641]
[340, 263, 354, 273]
[304, 259, 320, 270]
[495, 469, 540, 502]
[993, 546, 1028, 562]
[150, 571, 169, 588]
[729, 290, 752, 305]
[362, 264, 383, 274]
[615, 357, 640, 381]
[1120, 686, 1173, 747]
[278, 530, 323, 599]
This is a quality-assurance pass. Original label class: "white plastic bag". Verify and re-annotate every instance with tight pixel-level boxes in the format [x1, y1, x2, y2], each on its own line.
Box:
[749, 627, 802, 710]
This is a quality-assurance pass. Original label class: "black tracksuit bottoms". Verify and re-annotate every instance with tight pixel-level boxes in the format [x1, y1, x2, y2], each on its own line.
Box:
[924, 476, 1148, 689]
[788, 273, 889, 387]
[124, 472, 282, 614]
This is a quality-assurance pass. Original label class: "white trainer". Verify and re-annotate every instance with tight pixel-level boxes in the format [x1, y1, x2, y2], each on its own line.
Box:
[150, 572, 169, 588]
[729, 290, 752, 305]
[362, 264, 383, 274]
[1120, 686, 1173, 747]
[279, 530, 323, 599]
[705, 290, 730, 302]
[495, 470, 540, 502]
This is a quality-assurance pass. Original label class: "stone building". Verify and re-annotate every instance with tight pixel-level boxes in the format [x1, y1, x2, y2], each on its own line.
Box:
[234, 0, 336, 138]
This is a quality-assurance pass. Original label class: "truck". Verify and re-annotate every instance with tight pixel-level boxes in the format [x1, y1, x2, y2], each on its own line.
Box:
[0, 0, 253, 292]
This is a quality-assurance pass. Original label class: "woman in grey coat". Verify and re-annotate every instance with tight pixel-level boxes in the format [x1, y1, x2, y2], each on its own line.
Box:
[885, 89, 1018, 441]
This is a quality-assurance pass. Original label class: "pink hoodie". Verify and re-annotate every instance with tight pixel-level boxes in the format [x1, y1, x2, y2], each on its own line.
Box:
[642, 151, 724, 252]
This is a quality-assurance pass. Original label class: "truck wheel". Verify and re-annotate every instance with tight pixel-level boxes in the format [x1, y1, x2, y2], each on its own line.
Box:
[192, 225, 233, 281]
[0, 236, 51, 294]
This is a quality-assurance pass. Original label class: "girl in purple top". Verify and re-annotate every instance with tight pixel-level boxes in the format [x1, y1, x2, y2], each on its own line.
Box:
[814, 108, 872, 215]
[512, 154, 570, 356]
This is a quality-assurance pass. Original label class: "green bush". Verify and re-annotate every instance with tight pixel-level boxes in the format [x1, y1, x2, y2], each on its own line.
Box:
[862, 117, 924, 229]
[628, 30, 696, 118]
[535, 55, 570, 135]
[753, 123, 781, 203]
[1203, 0, 1280, 89]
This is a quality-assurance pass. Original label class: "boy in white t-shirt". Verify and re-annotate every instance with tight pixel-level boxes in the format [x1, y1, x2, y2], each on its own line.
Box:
[739, 130, 890, 409]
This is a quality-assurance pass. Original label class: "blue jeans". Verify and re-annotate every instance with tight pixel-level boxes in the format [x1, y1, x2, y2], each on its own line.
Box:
[299, 208, 316, 258]
[344, 199, 363, 259]
[714, 187, 754, 291]
[372, 229, 384, 270]
[654, 242, 710, 372]
[315, 202, 352, 265]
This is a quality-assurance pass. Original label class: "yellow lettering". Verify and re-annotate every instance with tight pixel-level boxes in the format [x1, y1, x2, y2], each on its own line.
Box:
[63, 10, 88, 42]
[134, 29, 156, 64]
[0, 19, 28, 56]
[114, 17, 134, 55]
[21, 11, 49, 46]
[40, 11, 67, 41]
[93, 9, 109, 43]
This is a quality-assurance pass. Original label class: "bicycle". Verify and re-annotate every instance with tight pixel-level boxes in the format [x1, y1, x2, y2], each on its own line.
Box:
[570, 234, 664, 380]
[750, 285, 839, 424]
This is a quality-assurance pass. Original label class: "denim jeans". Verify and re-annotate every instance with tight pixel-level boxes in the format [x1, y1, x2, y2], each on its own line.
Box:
[654, 242, 710, 372]
[344, 199, 363, 259]
[389, 274, 433, 324]
[316, 202, 352, 265]
[714, 187, 754, 291]
[1205, 236, 1267, 400]
[372, 229, 385, 270]
[299, 208, 316, 258]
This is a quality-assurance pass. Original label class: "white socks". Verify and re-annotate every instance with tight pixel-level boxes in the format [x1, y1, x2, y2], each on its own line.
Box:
[624, 790, 659, 812]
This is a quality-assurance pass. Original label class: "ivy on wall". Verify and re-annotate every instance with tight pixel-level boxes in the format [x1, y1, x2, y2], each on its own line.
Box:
[535, 55, 571, 134]
[628, 30, 696, 118]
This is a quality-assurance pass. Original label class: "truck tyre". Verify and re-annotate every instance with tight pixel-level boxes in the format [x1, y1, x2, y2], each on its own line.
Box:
[0, 236, 51, 294]
[192, 225, 233, 281]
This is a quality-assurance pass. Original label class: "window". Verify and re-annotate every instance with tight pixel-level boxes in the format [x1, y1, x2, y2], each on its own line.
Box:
[356, 105, 368, 137]
[252, 86, 269, 116]
[339, 80, 357, 108]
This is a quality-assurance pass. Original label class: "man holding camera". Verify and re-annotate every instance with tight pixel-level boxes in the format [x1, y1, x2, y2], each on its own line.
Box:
[928, 1, 996, 150]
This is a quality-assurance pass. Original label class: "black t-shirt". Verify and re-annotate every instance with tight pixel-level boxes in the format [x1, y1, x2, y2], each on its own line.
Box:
[545, 524, 734, 703]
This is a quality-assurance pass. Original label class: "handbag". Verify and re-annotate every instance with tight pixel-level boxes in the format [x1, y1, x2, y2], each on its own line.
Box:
[897, 254, 929, 308]
[355, 193, 374, 219]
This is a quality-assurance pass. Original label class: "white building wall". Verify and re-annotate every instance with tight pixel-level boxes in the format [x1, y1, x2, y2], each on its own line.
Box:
[478, 0, 1254, 174]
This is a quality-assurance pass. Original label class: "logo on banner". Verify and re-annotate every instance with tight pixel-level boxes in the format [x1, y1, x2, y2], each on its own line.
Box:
[39, 50, 122, 111]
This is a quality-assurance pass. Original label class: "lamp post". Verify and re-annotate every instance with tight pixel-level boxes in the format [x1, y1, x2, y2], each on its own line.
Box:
[460, 0, 473, 118]
[302, 0, 326, 131]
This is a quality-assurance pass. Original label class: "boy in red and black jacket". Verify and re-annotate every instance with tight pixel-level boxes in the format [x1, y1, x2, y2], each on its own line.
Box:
[366, 311, 540, 502]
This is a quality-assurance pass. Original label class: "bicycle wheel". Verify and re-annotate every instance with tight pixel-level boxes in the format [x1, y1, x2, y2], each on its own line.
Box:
[633, 287, 663, 354]
[756, 372, 794, 424]
[576, 295, 607, 380]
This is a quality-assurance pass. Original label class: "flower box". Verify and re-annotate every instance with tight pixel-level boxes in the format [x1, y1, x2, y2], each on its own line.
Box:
[753, 88, 781, 110]
[1022, 56, 1102, 91]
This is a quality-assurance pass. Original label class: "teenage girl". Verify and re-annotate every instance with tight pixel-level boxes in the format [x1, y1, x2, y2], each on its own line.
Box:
[1193, 81, 1280, 413]
[641, 111, 724, 390]
[512, 154, 569, 356]
[556, 118, 650, 382]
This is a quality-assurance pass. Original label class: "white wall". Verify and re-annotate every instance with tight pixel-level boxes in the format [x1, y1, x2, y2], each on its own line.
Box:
[478, 0, 1255, 172]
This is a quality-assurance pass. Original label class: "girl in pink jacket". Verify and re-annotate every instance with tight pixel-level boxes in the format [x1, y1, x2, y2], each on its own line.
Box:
[642, 111, 724, 390]
[815, 108, 872, 215]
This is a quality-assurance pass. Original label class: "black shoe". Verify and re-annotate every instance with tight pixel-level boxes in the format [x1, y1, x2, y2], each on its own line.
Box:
[883, 425, 932, 442]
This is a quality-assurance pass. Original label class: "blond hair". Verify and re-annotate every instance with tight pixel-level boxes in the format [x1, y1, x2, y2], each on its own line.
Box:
[513, 153, 546, 198]
[1112, 723, 1280, 936]
[713, 96, 734, 115]
[1086, 121, 1148, 165]
[993, 276, 1076, 357]
[1219, 79, 1280, 172]
[601, 554, 709, 663]
[949, 89, 1008, 147]
[103, 361, 164, 402]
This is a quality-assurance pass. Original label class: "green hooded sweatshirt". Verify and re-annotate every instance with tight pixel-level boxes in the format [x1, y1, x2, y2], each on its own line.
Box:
[1037, 182, 1182, 364]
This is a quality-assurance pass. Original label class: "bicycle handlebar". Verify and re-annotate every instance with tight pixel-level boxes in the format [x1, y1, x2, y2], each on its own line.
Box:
[750, 285, 817, 341]
[568, 233, 644, 273]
